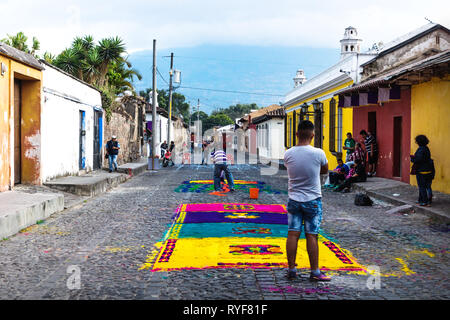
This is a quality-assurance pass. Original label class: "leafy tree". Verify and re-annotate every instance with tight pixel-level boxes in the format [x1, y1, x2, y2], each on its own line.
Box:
[107, 58, 142, 95]
[212, 103, 259, 121]
[202, 113, 233, 133]
[138, 89, 190, 120]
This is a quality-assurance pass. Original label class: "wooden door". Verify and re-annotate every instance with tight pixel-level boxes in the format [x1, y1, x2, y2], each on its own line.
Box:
[14, 80, 22, 185]
[393, 116, 402, 177]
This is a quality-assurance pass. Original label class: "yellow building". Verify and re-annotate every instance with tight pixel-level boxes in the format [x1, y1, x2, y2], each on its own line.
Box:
[411, 74, 450, 193]
[282, 27, 376, 169]
[334, 23, 450, 193]
[0, 43, 43, 192]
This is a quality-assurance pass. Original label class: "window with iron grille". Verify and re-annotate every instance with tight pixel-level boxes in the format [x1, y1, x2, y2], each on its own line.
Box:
[329, 98, 336, 152]
[314, 105, 323, 149]
[288, 117, 292, 147]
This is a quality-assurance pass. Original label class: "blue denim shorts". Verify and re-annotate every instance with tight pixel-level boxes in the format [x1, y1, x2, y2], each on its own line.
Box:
[287, 198, 322, 234]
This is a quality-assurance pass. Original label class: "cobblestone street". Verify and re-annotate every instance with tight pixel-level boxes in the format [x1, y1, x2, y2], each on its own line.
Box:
[0, 164, 448, 300]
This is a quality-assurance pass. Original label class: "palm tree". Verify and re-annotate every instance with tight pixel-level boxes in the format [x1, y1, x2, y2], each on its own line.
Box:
[97, 37, 126, 87]
[82, 47, 102, 84]
[1, 32, 40, 58]
[43, 52, 56, 64]
[54, 48, 81, 76]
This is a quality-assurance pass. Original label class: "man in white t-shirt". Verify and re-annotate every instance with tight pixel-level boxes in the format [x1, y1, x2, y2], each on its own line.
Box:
[284, 120, 330, 281]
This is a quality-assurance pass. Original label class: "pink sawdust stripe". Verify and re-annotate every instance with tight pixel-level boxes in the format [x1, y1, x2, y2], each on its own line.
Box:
[182, 203, 287, 213]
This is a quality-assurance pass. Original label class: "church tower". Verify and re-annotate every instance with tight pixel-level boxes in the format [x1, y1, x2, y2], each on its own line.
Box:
[293, 69, 306, 88]
[340, 26, 362, 59]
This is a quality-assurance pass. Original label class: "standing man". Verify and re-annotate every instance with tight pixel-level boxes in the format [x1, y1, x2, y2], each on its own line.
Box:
[210, 144, 235, 192]
[106, 135, 120, 173]
[360, 130, 378, 177]
[284, 120, 330, 281]
[160, 140, 168, 158]
[343, 132, 356, 162]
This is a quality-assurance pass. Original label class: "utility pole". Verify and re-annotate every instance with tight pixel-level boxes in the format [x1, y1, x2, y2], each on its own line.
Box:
[167, 52, 174, 145]
[152, 39, 157, 170]
[197, 99, 200, 144]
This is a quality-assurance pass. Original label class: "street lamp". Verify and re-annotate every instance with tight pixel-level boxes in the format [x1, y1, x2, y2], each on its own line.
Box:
[301, 103, 309, 114]
[300, 103, 308, 121]
[312, 99, 323, 113]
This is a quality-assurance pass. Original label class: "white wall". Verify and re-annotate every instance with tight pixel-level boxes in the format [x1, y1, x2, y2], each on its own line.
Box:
[257, 118, 285, 160]
[41, 64, 102, 181]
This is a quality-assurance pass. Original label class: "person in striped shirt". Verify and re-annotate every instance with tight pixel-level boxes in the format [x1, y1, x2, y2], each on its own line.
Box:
[360, 130, 378, 177]
[210, 148, 235, 192]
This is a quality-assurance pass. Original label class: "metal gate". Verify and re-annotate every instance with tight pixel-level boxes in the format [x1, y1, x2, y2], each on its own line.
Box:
[93, 111, 103, 170]
[79, 110, 86, 170]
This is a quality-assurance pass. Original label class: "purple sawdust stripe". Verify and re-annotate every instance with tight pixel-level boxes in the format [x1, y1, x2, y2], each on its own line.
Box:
[183, 203, 286, 213]
[182, 211, 288, 224]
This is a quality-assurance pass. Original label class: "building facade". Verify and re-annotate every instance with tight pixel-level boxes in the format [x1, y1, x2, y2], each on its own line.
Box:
[336, 23, 450, 192]
[0, 43, 43, 191]
[283, 27, 376, 169]
[40, 61, 103, 181]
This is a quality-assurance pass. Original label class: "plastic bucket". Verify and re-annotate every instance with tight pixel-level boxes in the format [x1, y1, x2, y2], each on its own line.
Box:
[249, 188, 259, 199]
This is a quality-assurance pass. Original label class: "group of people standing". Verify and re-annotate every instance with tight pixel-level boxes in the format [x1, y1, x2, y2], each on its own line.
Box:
[326, 130, 434, 206]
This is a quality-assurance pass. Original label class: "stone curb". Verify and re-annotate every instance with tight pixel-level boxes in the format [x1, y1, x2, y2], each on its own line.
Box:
[353, 185, 449, 225]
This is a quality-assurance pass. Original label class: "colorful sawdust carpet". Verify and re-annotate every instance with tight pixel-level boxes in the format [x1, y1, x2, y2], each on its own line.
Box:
[141, 203, 366, 273]
[174, 180, 287, 195]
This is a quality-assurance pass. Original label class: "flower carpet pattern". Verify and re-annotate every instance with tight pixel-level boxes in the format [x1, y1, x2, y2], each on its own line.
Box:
[174, 180, 287, 195]
[141, 203, 366, 273]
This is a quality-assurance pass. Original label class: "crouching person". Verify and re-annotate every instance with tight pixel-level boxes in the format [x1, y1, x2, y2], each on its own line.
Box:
[335, 159, 367, 192]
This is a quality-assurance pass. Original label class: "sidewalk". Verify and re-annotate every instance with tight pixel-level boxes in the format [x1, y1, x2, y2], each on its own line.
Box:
[352, 177, 450, 224]
[0, 159, 148, 240]
[0, 191, 64, 239]
[45, 158, 148, 197]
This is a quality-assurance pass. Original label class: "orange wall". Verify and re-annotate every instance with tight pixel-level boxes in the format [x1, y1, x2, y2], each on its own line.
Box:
[0, 54, 42, 191]
[0, 56, 10, 191]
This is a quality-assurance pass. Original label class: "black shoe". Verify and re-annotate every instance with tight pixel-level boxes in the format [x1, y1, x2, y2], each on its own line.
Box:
[230, 188, 235, 192]
[286, 270, 297, 280]
[109, 170, 112, 173]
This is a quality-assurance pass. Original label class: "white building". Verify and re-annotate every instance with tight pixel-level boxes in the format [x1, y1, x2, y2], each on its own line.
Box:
[40, 60, 103, 182]
[238, 105, 286, 162]
[145, 104, 189, 158]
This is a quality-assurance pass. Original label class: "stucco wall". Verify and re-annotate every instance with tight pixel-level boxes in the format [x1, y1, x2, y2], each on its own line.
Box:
[285, 80, 354, 170]
[0, 54, 42, 191]
[257, 118, 285, 160]
[0, 55, 10, 191]
[41, 64, 102, 182]
[104, 97, 145, 166]
[362, 29, 450, 80]
[411, 76, 450, 193]
[352, 88, 412, 183]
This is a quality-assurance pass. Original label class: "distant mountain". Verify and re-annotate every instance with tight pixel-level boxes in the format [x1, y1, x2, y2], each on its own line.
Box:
[129, 44, 338, 115]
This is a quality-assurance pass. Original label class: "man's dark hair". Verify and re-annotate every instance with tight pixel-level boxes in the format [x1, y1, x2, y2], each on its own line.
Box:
[360, 130, 368, 136]
[415, 135, 429, 146]
[297, 120, 314, 140]
[337, 158, 343, 163]
[347, 132, 352, 136]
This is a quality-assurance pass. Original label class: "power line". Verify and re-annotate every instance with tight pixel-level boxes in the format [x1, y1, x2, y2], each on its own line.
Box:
[156, 67, 169, 86]
[179, 85, 283, 97]
[161, 55, 328, 68]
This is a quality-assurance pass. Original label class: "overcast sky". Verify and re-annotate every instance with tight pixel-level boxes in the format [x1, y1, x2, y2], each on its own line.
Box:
[1, 0, 449, 54]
